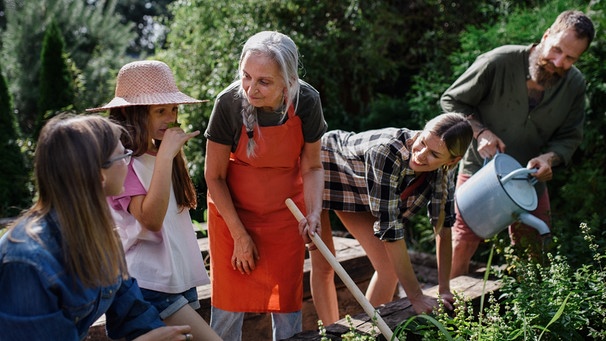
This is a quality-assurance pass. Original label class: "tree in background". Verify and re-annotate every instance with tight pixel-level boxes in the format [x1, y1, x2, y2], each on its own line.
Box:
[0, 1, 6, 31]
[36, 20, 75, 138]
[0, 63, 30, 218]
[1, 0, 135, 135]
[1, 0, 602, 267]
[115, 0, 175, 55]
[159, 0, 498, 187]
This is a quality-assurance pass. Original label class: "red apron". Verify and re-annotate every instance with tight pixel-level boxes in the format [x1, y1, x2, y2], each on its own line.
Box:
[208, 105, 306, 313]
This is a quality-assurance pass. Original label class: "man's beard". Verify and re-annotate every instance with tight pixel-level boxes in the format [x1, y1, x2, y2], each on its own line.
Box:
[529, 45, 567, 89]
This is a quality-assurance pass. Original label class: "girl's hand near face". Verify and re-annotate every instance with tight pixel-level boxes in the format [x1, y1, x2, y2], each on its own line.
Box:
[130, 126, 199, 232]
[158, 127, 200, 160]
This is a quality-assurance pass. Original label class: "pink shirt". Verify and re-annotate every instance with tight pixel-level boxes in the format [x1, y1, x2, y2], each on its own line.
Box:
[108, 162, 146, 212]
[108, 154, 209, 293]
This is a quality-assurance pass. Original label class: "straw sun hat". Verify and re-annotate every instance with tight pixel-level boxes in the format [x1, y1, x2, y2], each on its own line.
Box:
[87, 60, 205, 112]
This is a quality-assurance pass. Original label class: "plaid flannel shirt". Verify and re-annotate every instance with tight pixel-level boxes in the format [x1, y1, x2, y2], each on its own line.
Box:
[321, 128, 456, 241]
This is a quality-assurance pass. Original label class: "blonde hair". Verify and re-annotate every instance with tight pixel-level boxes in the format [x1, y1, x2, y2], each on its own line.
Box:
[9, 114, 129, 287]
[237, 31, 300, 158]
[424, 113, 473, 235]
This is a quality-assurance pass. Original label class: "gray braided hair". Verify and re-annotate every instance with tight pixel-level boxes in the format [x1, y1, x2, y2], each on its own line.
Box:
[237, 31, 301, 158]
[240, 98, 258, 157]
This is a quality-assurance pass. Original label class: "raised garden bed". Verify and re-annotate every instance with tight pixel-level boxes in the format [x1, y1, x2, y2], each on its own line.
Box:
[87, 234, 494, 340]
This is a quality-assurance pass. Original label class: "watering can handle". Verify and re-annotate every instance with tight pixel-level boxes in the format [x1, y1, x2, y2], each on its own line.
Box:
[500, 168, 538, 185]
[482, 151, 501, 166]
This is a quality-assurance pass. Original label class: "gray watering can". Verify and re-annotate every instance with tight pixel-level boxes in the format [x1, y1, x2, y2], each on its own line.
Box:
[455, 153, 552, 240]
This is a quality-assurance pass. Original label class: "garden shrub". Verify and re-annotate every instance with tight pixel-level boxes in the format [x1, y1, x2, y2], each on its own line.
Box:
[396, 222, 606, 340]
[0, 64, 30, 218]
[36, 20, 75, 138]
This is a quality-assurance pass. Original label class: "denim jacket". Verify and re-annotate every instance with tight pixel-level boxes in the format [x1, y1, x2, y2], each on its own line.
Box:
[0, 212, 164, 340]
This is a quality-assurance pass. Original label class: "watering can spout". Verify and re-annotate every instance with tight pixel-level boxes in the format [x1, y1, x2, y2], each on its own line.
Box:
[518, 212, 551, 236]
[518, 212, 554, 255]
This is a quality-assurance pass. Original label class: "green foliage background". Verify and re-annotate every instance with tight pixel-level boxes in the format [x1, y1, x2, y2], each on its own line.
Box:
[0, 64, 30, 217]
[158, 0, 503, 201]
[0, 0, 135, 135]
[37, 20, 75, 138]
[0, 0, 604, 268]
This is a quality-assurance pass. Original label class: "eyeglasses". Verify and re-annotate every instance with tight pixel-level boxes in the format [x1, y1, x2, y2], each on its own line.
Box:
[102, 149, 133, 168]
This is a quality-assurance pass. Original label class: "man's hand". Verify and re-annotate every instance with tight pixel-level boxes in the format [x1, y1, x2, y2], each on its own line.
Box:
[476, 129, 506, 159]
[527, 152, 560, 182]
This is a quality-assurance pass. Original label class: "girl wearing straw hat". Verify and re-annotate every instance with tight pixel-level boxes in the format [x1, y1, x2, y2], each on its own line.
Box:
[0, 114, 194, 340]
[204, 31, 326, 341]
[88, 60, 220, 341]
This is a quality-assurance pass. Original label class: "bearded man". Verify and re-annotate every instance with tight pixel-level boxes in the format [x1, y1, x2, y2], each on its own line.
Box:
[440, 10, 595, 278]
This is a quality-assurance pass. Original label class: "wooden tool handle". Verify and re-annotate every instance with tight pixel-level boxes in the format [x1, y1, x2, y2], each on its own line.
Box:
[285, 198, 396, 340]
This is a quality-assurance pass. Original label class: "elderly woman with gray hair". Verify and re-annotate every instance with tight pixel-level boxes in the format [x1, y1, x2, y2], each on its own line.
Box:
[204, 31, 327, 341]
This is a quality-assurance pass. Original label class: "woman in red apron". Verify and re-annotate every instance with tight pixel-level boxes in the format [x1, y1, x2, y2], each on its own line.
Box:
[204, 31, 326, 341]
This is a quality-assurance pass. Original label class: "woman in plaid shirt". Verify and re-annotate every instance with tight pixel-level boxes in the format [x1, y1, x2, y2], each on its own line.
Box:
[310, 113, 472, 324]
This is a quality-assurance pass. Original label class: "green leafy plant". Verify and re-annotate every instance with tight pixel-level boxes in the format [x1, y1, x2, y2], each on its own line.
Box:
[340, 314, 378, 341]
[394, 222, 606, 340]
[318, 314, 380, 341]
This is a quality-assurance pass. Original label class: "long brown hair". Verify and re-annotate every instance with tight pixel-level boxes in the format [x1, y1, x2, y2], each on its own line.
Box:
[109, 106, 197, 210]
[9, 114, 129, 287]
[424, 113, 473, 234]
